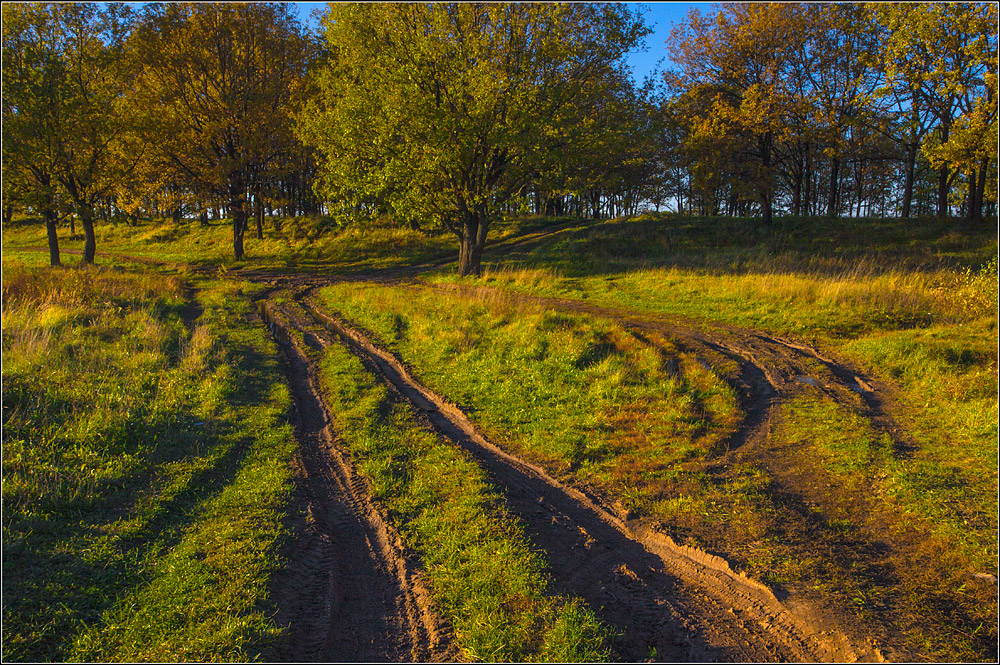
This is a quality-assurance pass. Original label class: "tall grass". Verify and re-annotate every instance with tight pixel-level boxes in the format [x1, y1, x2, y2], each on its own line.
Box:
[2, 264, 296, 661]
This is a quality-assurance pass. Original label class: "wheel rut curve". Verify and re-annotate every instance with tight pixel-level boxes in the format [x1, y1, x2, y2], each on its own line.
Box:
[267, 286, 884, 663]
[260, 295, 457, 662]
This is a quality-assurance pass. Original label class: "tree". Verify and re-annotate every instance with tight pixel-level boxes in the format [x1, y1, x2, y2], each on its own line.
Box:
[876, 3, 999, 221]
[3, 4, 71, 266]
[129, 3, 313, 260]
[797, 4, 885, 217]
[53, 3, 138, 264]
[298, 3, 647, 276]
[668, 3, 804, 226]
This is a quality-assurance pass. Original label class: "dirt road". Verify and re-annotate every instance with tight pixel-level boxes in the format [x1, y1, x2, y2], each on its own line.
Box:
[259, 284, 889, 662]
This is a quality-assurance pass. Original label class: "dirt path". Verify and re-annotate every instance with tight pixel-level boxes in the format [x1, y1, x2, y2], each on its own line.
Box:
[261, 296, 456, 662]
[259, 286, 887, 662]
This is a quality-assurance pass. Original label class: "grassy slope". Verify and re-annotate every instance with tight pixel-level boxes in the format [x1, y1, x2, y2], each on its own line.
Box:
[2, 263, 296, 661]
[4, 212, 996, 659]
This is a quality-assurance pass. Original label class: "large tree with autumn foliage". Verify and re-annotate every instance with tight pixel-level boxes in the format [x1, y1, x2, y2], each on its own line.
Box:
[128, 3, 313, 260]
[297, 3, 647, 276]
[2, 3, 137, 265]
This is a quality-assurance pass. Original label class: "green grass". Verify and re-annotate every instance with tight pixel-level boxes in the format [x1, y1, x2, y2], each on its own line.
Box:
[315, 283, 740, 496]
[2, 263, 296, 661]
[428, 214, 997, 552]
[310, 283, 808, 577]
[774, 393, 996, 660]
[294, 306, 611, 661]
[3, 214, 455, 272]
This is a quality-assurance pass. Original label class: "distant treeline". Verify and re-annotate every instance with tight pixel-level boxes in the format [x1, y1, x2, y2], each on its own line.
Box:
[2, 3, 996, 274]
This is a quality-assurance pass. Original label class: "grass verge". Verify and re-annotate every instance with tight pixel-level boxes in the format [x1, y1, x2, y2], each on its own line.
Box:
[2, 262, 296, 661]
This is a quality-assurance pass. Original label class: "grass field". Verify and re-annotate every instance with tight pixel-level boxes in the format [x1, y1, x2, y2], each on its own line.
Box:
[2, 212, 997, 661]
[2, 263, 296, 661]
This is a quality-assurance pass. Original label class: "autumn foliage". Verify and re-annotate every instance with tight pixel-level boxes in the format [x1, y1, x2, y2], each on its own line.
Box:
[3, 2, 996, 272]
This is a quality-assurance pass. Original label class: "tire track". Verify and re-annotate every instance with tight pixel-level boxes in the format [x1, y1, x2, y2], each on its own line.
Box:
[260, 298, 456, 662]
[271, 288, 884, 663]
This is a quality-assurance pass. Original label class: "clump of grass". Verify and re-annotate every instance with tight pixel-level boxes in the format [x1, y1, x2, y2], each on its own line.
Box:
[314, 327, 611, 661]
[2, 266, 296, 662]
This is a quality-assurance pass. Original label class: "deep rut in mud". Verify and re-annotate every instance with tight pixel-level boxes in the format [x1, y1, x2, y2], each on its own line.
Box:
[261, 288, 886, 663]
[262, 297, 456, 662]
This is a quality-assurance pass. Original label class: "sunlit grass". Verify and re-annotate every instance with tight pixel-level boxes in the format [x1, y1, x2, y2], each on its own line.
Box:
[2, 264, 296, 662]
[309, 315, 612, 662]
[316, 282, 740, 495]
[3, 214, 457, 270]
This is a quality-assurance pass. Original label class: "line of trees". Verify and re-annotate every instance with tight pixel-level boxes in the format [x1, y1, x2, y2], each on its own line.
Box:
[3, 3, 996, 275]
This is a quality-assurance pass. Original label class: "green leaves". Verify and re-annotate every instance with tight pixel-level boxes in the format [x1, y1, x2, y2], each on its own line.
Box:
[298, 3, 647, 273]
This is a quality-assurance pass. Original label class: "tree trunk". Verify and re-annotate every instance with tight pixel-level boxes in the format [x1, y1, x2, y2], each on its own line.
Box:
[232, 204, 247, 260]
[966, 170, 978, 224]
[901, 142, 918, 219]
[974, 159, 988, 224]
[80, 207, 96, 265]
[44, 209, 61, 267]
[937, 165, 950, 218]
[759, 132, 774, 226]
[172, 207, 182, 225]
[199, 210, 209, 226]
[760, 191, 773, 226]
[255, 195, 264, 240]
[827, 157, 840, 217]
[803, 143, 812, 217]
[3, 205, 13, 226]
[457, 211, 488, 277]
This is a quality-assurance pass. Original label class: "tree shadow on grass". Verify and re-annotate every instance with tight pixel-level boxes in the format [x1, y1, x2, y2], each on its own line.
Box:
[1, 386, 270, 661]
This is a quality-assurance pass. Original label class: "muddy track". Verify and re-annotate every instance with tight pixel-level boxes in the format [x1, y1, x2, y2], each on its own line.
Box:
[261, 297, 456, 662]
[261, 286, 886, 662]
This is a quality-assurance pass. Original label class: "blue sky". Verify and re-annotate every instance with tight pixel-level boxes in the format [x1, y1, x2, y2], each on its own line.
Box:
[293, 2, 713, 85]
[628, 3, 710, 82]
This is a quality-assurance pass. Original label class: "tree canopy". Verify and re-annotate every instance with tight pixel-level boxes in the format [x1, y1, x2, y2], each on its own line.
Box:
[2, 2, 997, 269]
[296, 3, 648, 276]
